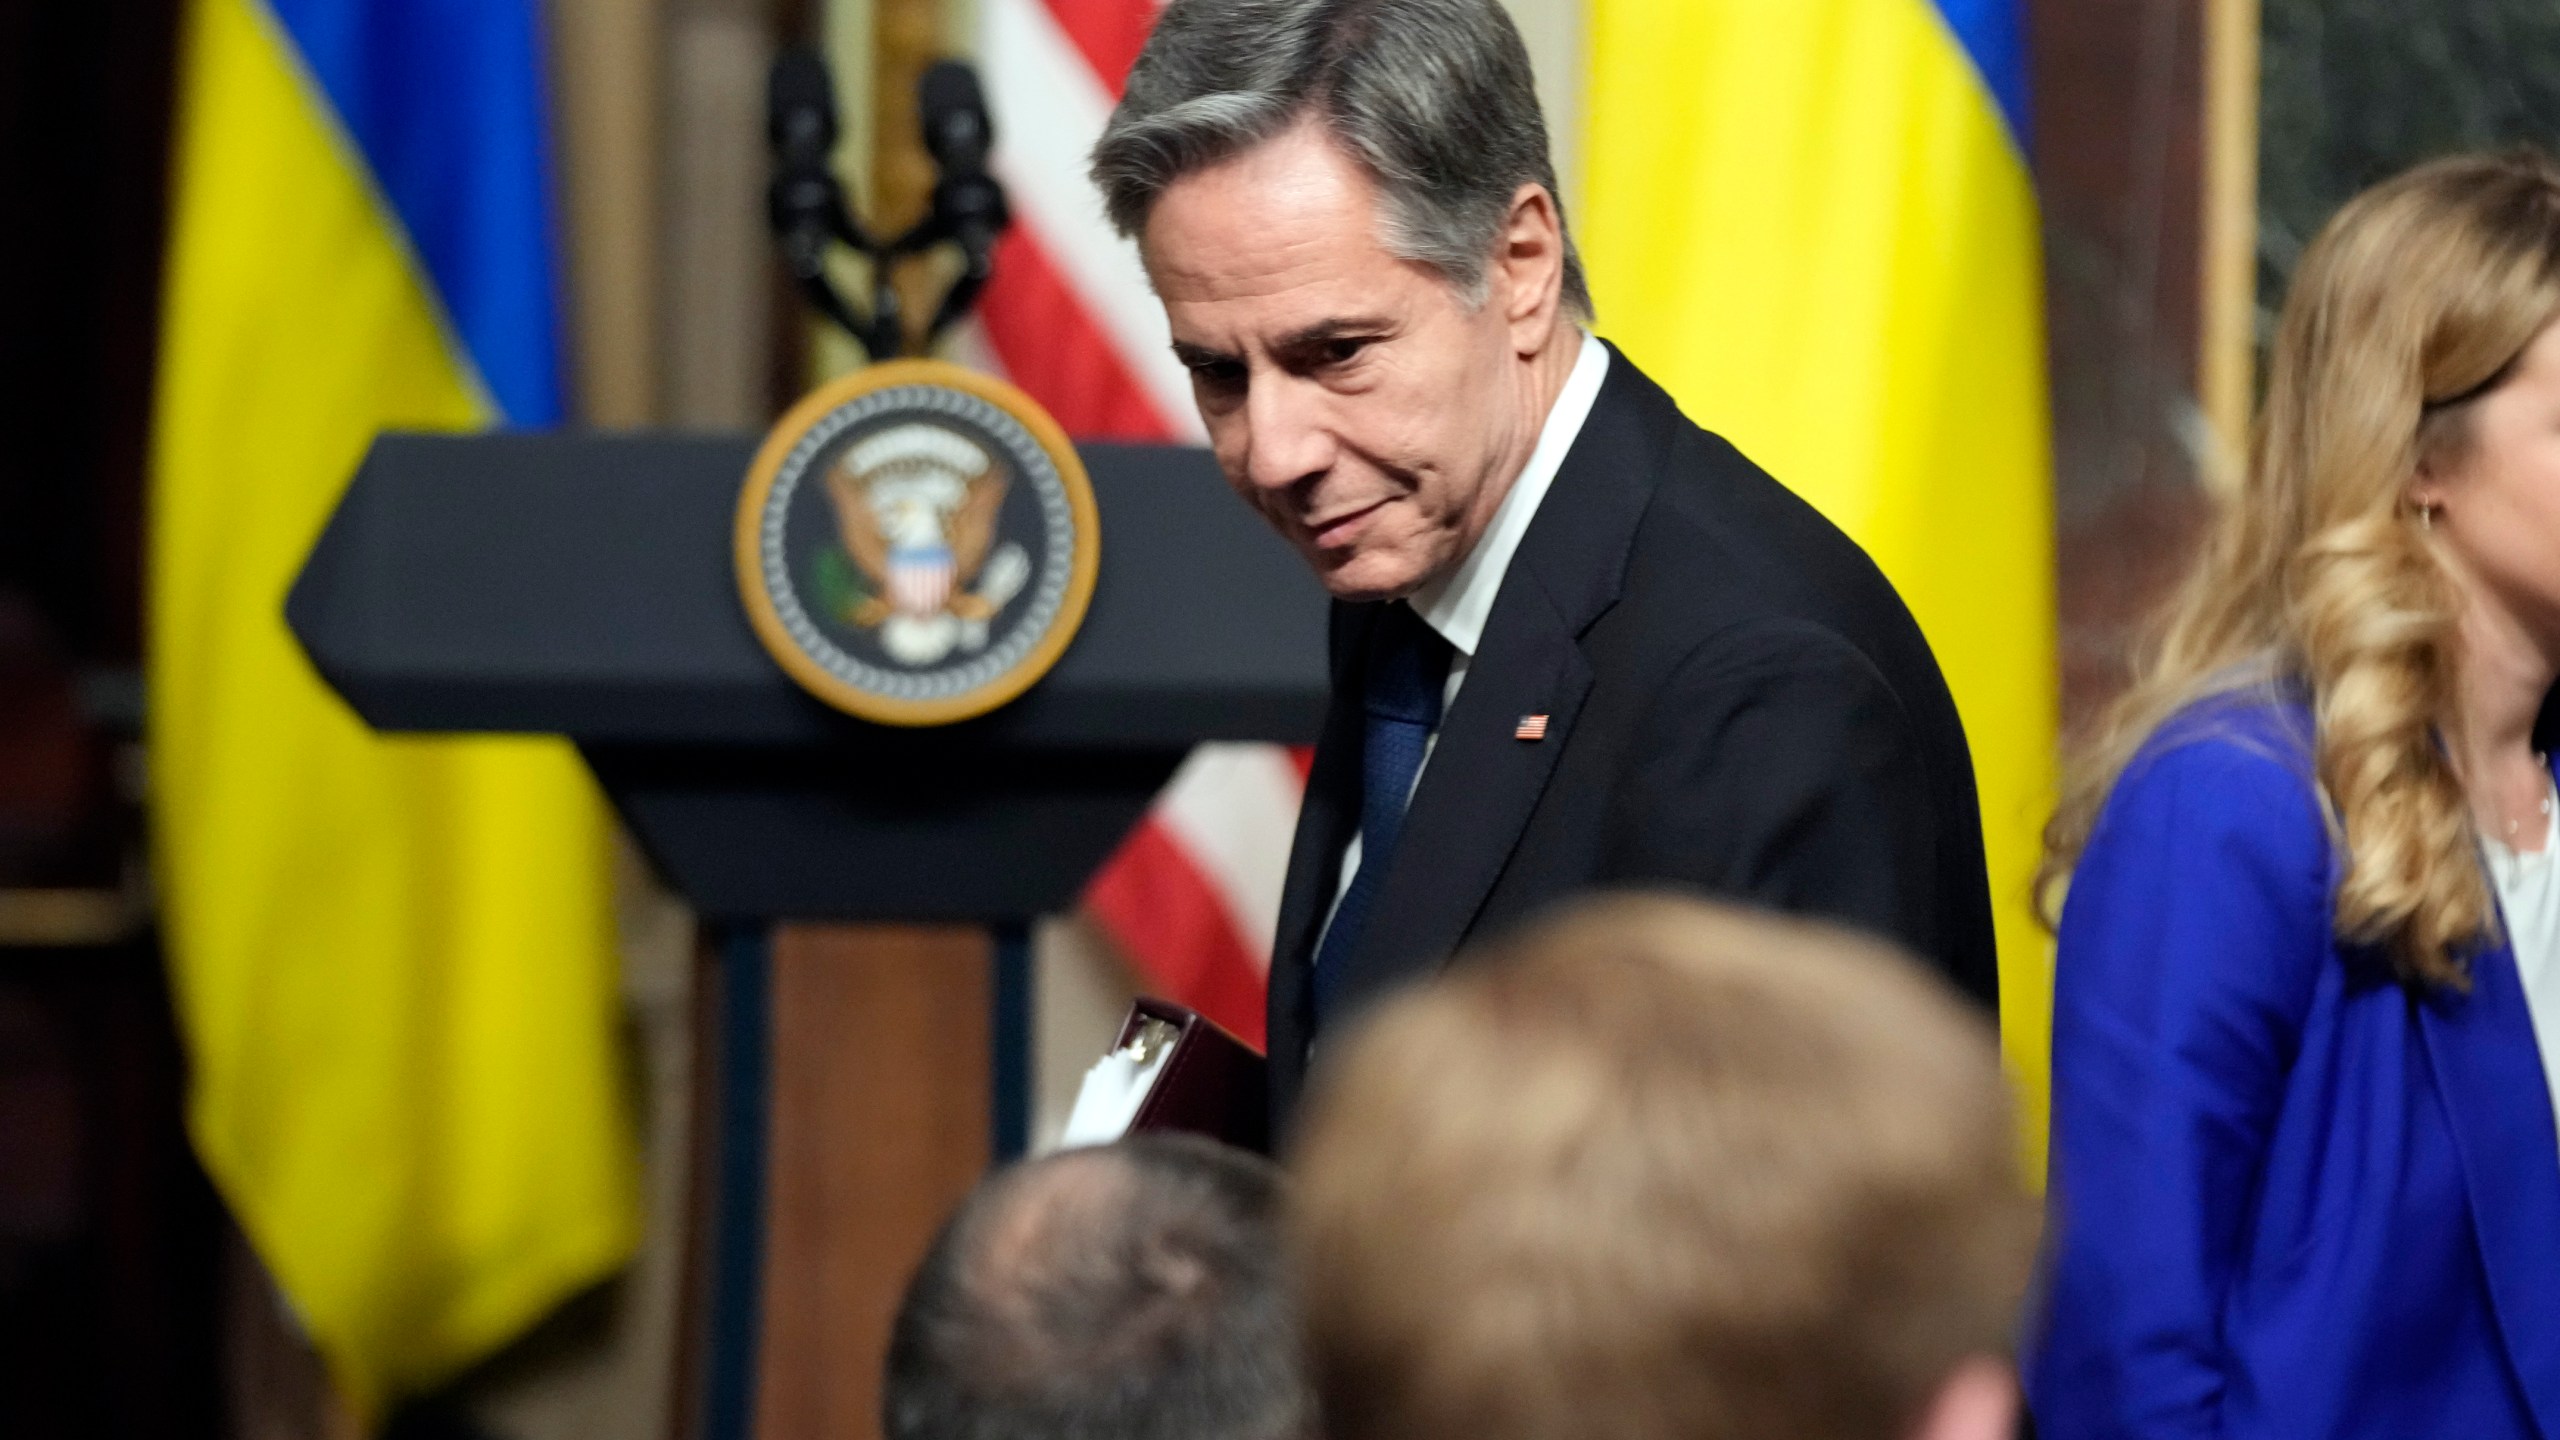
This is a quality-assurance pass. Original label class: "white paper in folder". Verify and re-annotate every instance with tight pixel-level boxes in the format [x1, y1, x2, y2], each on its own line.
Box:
[1055, 1014, 1181, 1149]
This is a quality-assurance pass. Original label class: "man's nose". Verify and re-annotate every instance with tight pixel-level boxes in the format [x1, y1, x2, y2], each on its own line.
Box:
[1238, 374, 1335, 495]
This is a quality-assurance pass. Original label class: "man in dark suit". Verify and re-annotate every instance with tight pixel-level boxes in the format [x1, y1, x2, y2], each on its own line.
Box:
[1090, 0, 1997, 1121]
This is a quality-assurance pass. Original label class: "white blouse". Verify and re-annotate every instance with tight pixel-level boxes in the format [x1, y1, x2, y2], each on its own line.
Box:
[2483, 794, 2560, 1144]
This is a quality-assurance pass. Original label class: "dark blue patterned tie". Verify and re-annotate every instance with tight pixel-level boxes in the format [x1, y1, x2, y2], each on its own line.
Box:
[1312, 602, 1452, 1023]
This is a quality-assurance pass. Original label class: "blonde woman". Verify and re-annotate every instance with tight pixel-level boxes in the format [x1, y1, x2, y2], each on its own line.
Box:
[2028, 151, 2560, 1438]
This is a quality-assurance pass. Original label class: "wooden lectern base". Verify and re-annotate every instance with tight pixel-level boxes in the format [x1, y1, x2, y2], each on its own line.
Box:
[687, 922, 1009, 1440]
[758, 923, 991, 1440]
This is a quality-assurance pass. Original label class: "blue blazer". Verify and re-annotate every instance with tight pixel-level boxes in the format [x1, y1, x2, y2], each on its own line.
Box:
[2026, 695, 2560, 1438]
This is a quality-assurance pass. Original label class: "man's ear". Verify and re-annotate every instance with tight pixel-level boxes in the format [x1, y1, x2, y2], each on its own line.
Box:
[1493, 181, 1566, 356]
[1903, 1357, 2019, 1440]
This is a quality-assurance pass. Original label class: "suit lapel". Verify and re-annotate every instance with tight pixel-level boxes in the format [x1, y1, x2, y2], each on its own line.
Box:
[1332, 582, 1593, 1013]
[1326, 347, 1668, 1014]
[2416, 934, 2560, 1437]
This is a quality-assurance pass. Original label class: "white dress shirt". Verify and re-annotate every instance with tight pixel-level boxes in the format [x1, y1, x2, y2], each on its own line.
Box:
[1315, 331, 1612, 950]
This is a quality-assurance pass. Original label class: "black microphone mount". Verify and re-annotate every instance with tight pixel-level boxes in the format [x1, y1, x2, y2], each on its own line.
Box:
[766, 49, 1012, 363]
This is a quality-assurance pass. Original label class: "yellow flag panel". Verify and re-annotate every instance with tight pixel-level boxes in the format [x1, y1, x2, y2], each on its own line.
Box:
[1582, 0, 2058, 1174]
[152, 0, 637, 1412]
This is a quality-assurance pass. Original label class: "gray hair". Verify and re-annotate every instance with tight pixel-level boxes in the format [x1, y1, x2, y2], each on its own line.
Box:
[1089, 0, 1591, 319]
[882, 1135, 1309, 1440]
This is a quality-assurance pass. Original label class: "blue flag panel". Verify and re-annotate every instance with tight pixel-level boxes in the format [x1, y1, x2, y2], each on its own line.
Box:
[263, 0, 565, 425]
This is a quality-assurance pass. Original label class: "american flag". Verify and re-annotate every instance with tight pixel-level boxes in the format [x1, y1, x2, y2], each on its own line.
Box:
[977, 0, 1303, 1046]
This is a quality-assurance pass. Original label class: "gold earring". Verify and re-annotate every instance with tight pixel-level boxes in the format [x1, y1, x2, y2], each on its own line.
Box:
[2420, 503, 2438, 531]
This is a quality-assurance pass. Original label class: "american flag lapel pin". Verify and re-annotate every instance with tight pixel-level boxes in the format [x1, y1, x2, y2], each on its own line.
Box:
[1514, 713, 1550, 742]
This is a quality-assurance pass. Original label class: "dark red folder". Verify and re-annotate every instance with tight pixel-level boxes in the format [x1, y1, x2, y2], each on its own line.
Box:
[1116, 998, 1270, 1155]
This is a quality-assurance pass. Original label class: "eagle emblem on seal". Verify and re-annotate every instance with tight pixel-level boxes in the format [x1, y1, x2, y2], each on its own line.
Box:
[823, 423, 1032, 666]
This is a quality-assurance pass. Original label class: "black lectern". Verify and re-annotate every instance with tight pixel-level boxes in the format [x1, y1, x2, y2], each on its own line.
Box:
[287, 431, 1326, 1439]
[289, 431, 1327, 915]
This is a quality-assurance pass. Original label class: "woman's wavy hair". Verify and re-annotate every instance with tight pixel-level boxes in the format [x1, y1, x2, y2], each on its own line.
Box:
[2043, 149, 2560, 988]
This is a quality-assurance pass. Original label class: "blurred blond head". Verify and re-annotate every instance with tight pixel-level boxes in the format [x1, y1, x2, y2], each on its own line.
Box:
[1288, 894, 2036, 1440]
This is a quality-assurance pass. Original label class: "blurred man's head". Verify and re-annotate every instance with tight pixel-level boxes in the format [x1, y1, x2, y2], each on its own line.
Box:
[1291, 895, 2038, 1440]
[883, 1134, 1309, 1440]
[1091, 0, 1588, 604]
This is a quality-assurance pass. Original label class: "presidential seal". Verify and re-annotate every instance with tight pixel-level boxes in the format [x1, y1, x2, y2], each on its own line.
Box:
[735, 360, 1100, 725]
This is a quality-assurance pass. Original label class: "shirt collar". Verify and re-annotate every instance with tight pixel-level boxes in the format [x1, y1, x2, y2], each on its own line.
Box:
[1409, 330, 1610, 658]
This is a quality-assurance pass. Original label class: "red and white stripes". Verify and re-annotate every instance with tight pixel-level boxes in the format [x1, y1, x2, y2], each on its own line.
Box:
[977, 0, 1302, 1045]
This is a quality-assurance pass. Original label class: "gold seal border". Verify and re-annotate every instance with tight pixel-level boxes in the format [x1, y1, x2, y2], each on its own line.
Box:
[734, 358, 1102, 727]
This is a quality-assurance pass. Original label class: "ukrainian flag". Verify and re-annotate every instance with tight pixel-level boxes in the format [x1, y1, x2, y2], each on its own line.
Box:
[151, 0, 638, 1415]
[1581, 0, 2056, 1168]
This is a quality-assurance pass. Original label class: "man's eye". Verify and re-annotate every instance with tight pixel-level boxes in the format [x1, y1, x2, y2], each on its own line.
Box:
[1320, 337, 1371, 366]
[1188, 359, 1246, 388]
